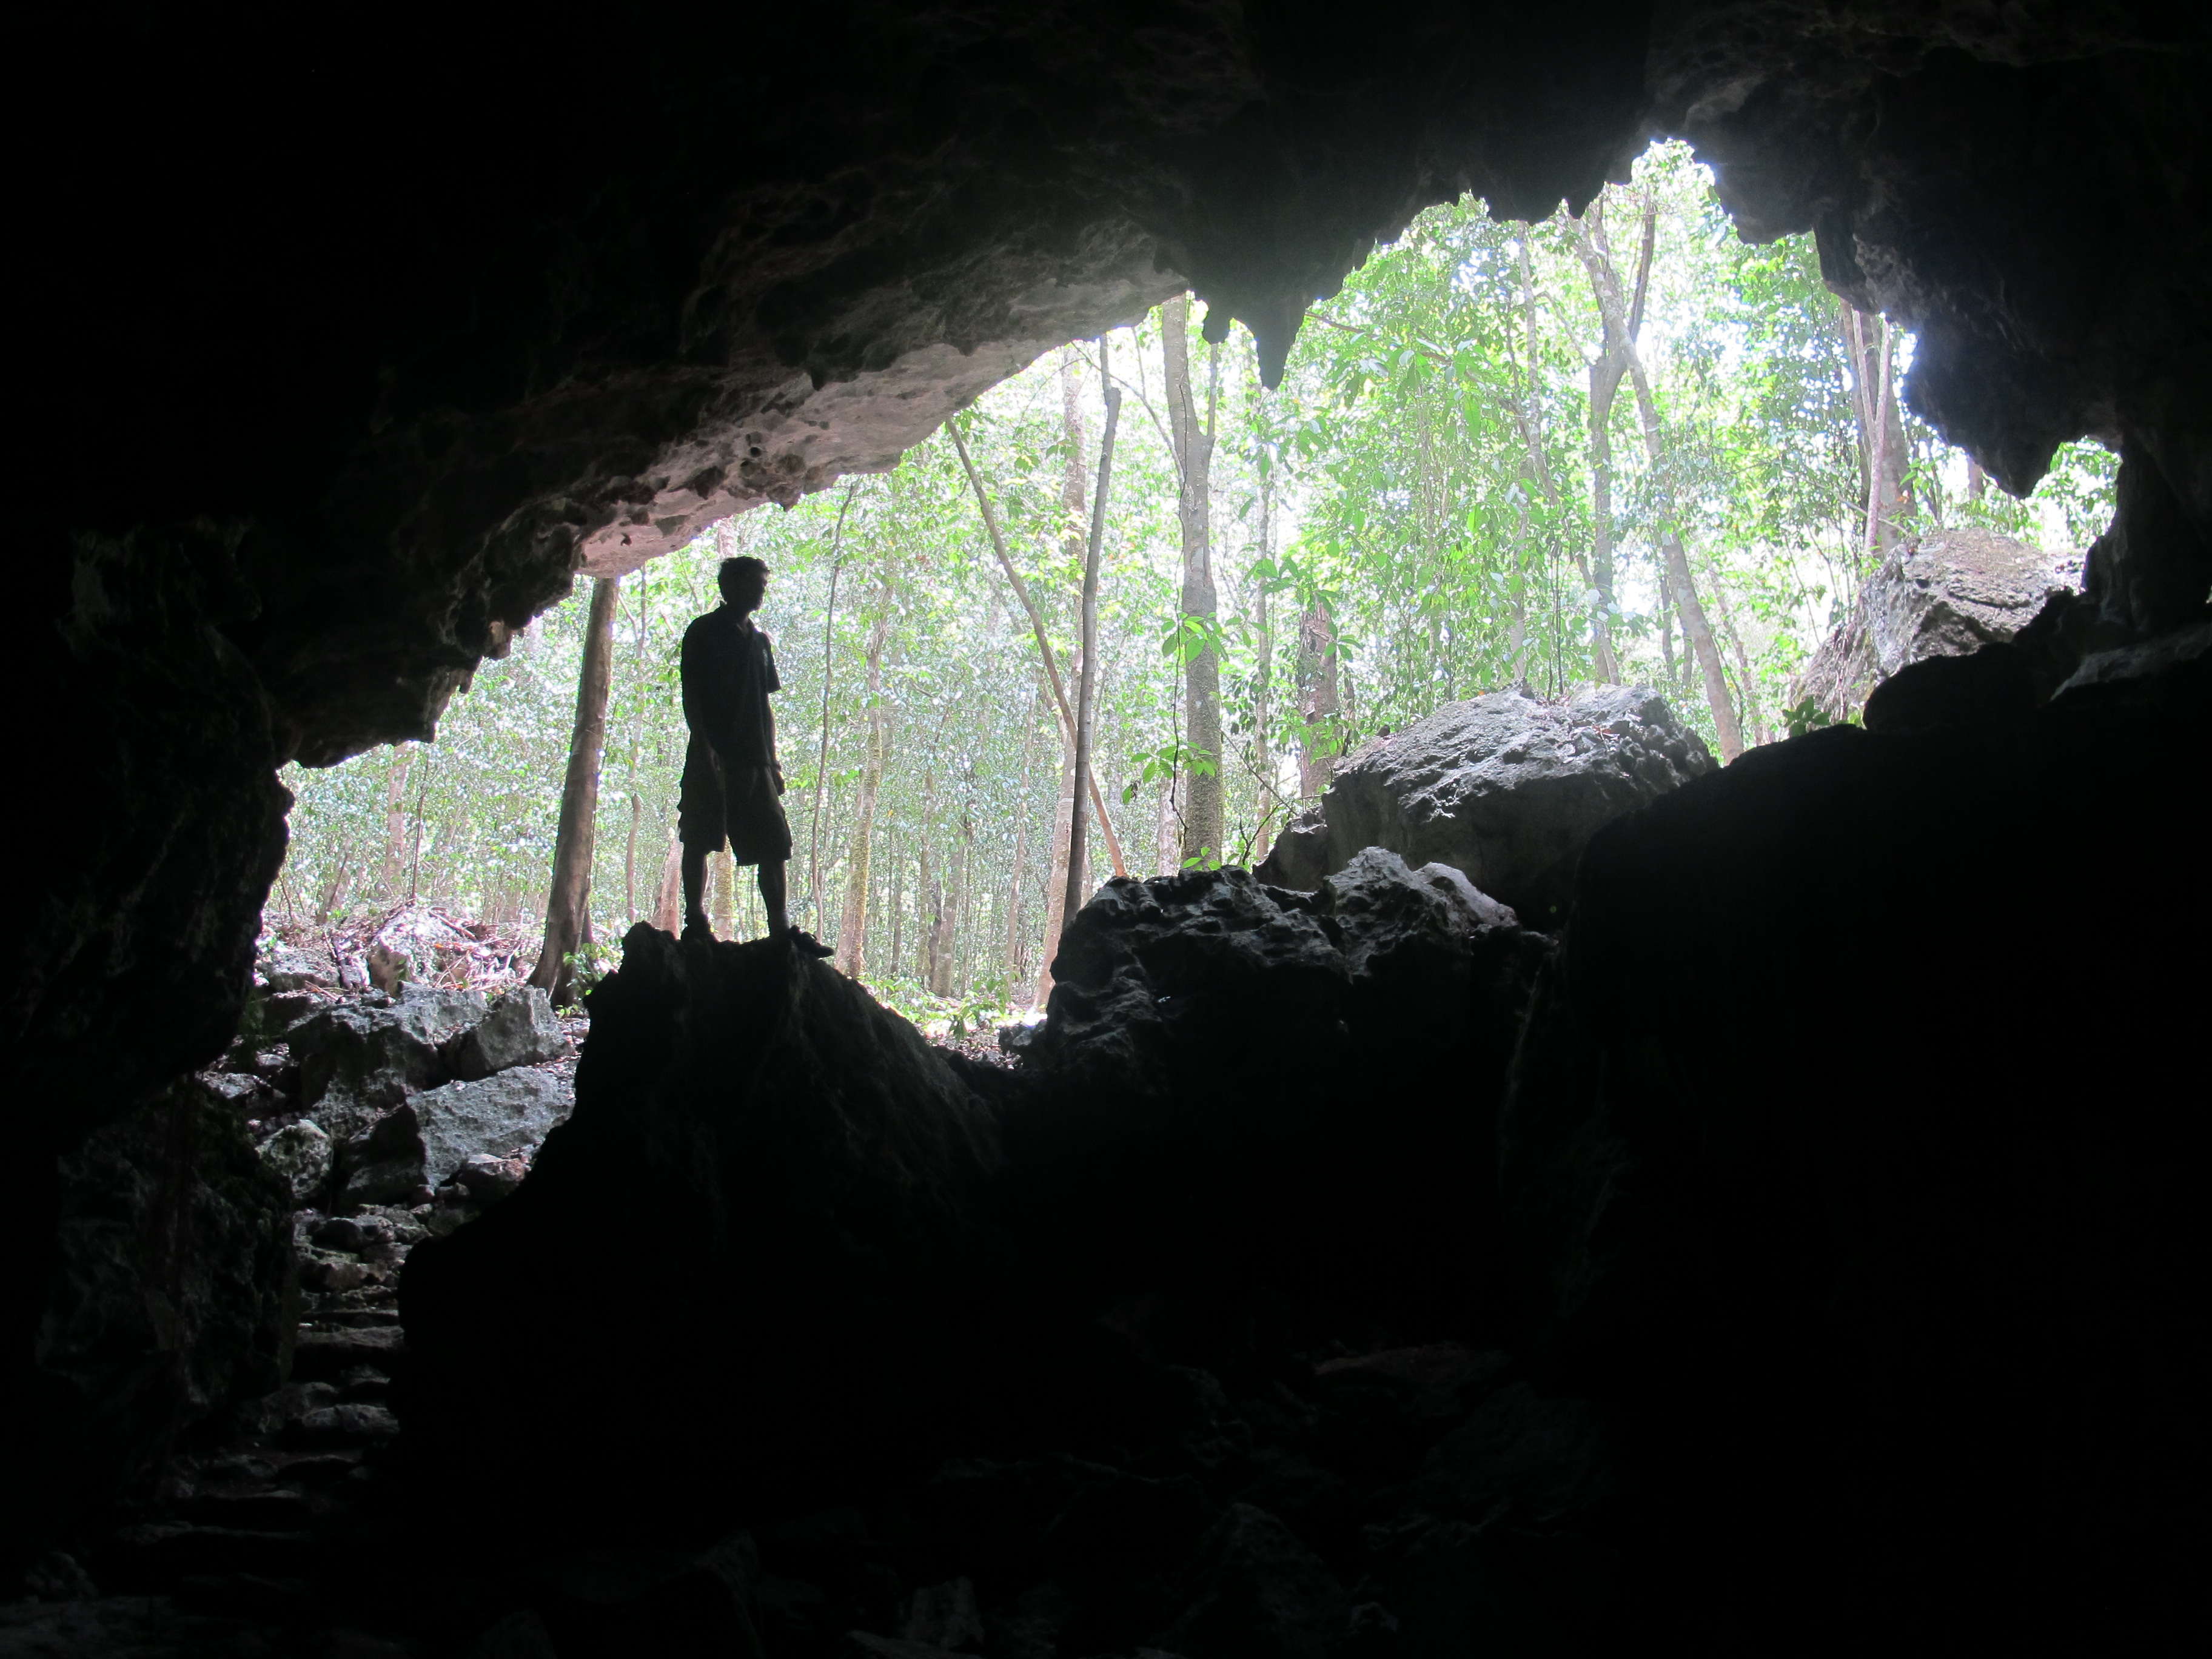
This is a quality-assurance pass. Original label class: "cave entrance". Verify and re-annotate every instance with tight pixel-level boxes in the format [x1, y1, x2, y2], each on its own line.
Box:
[270, 141, 2115, 1036]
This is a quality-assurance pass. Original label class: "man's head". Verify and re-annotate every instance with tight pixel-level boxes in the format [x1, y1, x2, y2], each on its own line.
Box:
[719, 556, 769, 614]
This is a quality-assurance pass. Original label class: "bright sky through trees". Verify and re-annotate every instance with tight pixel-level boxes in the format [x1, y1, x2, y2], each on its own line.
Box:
[275, 143, 2116, 1023]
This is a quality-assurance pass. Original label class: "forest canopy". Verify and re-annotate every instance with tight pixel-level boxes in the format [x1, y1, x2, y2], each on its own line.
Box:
[275, 143, 2115, 1025]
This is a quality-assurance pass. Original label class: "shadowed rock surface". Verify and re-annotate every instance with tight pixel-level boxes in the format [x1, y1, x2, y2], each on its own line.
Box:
[1255, 688, 1712, 921]
[399, 852, 1553, 1535]
[14, 0, 2212, 1623]
[5, 1083, 295, 1564]
[1500, 651, 2212, 1652]
[1791, 527, 2079, 721]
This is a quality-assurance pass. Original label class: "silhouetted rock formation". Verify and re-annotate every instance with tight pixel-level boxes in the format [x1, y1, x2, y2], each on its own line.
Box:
[1500, 650, 2212, 1651]
[400, 853, 1552, 1549]
[19, 0, 2212, 1606]
[400, 929, 1013, 1537]
[3, 1082, 294, 1564]
[1791, 527, 2078, 722]
[1256, 688, 1711, 921]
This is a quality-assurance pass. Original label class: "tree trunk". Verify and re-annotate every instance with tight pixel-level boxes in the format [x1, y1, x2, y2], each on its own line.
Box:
[622, 572, 651, 923]
[835, 577, 894, 976]
[933, 808, 970, 998]
[1065, 338, 1121, 931]
[652, 834, 683, 934]
[1572, 197, 1654, 688]
[380, 745, 413, 897]
[1633, 363, 1746, 760]
[1574, 199, 1743, 760]
[888, 835, 906, 980]
[1296, 601, 1339, 799]
[531, 574, 621, 1000]
[1162, 296, 1223, 864]
[1035, 726, 1078, 1005]
[712, 849, 735, 937]
[1712, 578, 1768, 746]
[950, 386, 1128, 878]
[1252, 478, 1279, 821]
[1841, 301, 1913, 560]
[1004, 686, 1039, 985]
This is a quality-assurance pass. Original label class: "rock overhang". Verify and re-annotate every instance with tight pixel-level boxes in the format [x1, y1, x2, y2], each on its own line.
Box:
[47, 4, 2207, 773]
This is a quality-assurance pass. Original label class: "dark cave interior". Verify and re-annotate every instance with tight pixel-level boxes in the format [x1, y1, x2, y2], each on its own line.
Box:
[12, 4, 2210, 1654]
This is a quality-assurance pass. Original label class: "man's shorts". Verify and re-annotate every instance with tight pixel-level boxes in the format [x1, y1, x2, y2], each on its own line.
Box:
[678, 735, 793, 866]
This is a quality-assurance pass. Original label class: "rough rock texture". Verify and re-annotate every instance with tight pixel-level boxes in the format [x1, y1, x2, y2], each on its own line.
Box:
[1791, 527, 2079, 720]
[2, 1083, 295, 1563]
[400, 928, 1010, 1537]
[338, 1069, 572, 1208]
[19, 0, 2212, 1584]
[1016, 851, 1547, 1341]
[1498, 652, 2211, 1650]
[255, 1120, 332, 1204]
[288, 985, 487, 1141]
[444, 986, 566, 1081]
[403, 857, 1550, 1553]
[1255, 688, 1712, 922]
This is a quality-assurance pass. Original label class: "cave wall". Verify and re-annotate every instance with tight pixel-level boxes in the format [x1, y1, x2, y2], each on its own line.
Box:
[12, 0, 2210, 1572]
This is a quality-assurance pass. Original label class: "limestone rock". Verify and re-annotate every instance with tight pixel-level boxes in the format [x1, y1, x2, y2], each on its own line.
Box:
[1156, 1503, 1347, 1659]
[256, 1119, 332, 1202]
[444, 987, 566, 1080]
[402, 928, 1007, 1537]
[287, 985, 486, 1140]
[1499, 648, 2210, 1648]
[338, 1068, 571, 1207]
[1792, 528, 2079, 722]
[7, 1082, 294, 1560]
[1016, 853, 1549, 1349]
[1255, 686, 1712, 922]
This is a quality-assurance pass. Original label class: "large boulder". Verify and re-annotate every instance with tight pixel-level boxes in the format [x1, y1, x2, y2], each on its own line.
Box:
[443, 986, 566, 1080]
[1791, 527, 2079, 722]
[286, 985, 486, 1140]
[1010, 850, 1549, 1358]
[401, 854, 1553, 1559]
[1499, 652, 2211, 1650]
[338, 1068, 572, 1207]
[399, 929, 1009, 1540]
[1254, 687, 1712, 923]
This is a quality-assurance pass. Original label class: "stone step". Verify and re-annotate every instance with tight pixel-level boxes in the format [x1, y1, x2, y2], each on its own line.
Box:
[280, 1404, 400, 1449]
[293, 1325, 406, 1379]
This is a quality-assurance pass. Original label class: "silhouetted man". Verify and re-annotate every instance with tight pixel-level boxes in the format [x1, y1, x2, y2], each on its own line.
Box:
[679, 556, 826, 953]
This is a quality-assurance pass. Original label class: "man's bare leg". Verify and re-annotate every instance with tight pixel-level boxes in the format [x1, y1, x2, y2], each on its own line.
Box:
[681, 846, 711, 934]
[757, 860, 789, 937]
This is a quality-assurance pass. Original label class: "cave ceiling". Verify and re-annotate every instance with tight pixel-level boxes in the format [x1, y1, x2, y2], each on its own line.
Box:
[45, 2, 2211, 766]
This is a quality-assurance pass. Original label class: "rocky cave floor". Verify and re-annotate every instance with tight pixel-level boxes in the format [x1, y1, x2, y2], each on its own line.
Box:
[3, 938, 1567, 1658]
[0, 987, 1557, 1659]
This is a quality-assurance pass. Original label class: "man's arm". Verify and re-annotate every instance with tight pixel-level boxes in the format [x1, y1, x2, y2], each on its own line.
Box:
[762, 635, 783, 791]
[680, 618, 705, 735]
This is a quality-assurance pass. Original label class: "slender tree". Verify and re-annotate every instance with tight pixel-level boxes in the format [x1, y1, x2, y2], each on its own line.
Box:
[1296, 600, 1339, 799]
[1842, 301, 1913, 561]
[380, 743, 414, 897]
[1573, 199, 1744, 760]
[1065, 336, 1122, 931]
[948, 406, 1127, 876]
[530, 573, 620, 1000]
[1572, 203, 1654, 686]
[836, 568, 895, 975]
[1162, 296, 1223, 863]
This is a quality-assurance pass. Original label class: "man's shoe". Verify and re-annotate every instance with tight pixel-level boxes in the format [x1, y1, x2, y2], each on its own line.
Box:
[785, 928, 835, 959]
[681, 913, 714, 939]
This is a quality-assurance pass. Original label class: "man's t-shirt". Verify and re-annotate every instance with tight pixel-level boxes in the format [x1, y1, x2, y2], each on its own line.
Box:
[681, 606, 781, 765]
